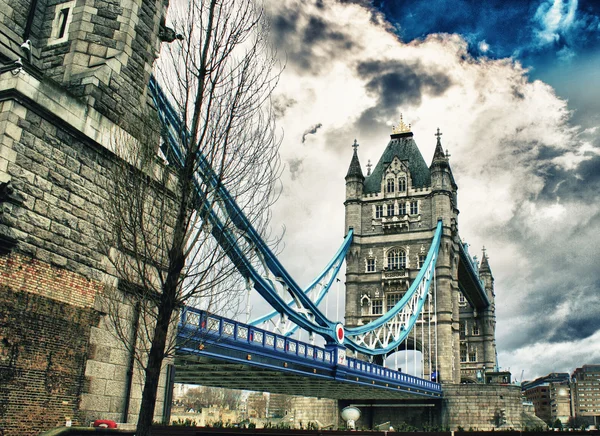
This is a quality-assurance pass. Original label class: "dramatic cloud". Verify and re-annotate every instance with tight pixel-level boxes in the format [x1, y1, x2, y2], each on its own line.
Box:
[302, 123, 323, 143]
[268, 3, 358, 74]
[257, 0, 600, 380]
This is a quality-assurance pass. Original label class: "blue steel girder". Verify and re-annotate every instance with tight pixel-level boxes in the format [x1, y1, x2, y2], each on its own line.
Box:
[176, 309, 442, 400]
[249, 229, 353, 334]
[457, 241, 489, 310]
[149, 78, 338, 341]
[149, 77, 444, 355]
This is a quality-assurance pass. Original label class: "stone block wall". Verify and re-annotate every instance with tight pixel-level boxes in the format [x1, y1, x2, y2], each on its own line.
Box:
[289, 396, 338, 428]
[0, 68, 172, 435]
[442, 383, 523, 430]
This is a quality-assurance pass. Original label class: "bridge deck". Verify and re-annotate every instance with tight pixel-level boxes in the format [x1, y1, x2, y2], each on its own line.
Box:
[176, 310, 442, 400]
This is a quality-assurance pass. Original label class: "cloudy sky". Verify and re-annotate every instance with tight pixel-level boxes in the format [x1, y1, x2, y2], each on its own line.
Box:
[249, 0, 600, 381]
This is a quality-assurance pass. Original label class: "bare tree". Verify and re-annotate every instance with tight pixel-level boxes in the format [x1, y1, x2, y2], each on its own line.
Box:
[182, 386, 242, 411]
[101, 0, 282, 434]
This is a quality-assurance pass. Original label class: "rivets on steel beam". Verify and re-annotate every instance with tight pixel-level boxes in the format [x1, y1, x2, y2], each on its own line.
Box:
[247, 354, 252, 360]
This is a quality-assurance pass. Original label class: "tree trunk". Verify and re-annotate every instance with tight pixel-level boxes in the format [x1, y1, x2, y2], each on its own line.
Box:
[135, 293, 176, 435]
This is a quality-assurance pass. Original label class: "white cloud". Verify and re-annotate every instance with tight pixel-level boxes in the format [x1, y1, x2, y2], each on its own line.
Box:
[248, 0, 600, 377]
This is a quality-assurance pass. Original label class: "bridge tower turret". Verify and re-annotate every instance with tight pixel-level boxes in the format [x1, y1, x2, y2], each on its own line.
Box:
[344, 139, 364, 327]
[479, 250, 497, 370]
[428, 129, 461, 384]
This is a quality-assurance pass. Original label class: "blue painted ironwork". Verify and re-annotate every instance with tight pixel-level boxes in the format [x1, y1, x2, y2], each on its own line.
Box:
[178, 307, 442, 397]
[249, 229, 353, 334]
[148, 77, 444, 355]
[458, 242, 489, 307]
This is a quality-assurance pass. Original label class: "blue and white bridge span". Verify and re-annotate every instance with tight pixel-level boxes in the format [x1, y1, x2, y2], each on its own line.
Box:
[149, 79, 486, 399]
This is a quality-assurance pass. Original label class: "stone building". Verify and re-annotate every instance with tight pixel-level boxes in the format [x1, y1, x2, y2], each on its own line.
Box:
[571, 364, 600, 428]
[0, 0, 176, 434]
[343, 120, 496, 384]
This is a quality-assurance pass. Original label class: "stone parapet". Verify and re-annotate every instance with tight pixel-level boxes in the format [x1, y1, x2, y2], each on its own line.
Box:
[442, 383, 523, 430]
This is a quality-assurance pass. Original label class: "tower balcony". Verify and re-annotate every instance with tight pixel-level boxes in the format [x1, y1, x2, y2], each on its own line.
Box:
[382, 267, 408, 279]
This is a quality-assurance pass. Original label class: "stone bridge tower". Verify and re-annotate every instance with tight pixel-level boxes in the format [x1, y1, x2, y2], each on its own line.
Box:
[0, 0, 175, 434]
[344, 120, 496, 385]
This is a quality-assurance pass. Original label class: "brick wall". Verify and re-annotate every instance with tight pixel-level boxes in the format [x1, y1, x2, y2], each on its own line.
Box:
[0, 285, 100, 436]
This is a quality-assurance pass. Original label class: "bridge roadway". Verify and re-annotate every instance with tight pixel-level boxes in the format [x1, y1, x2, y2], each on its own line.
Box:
[175, 308, 442, 400]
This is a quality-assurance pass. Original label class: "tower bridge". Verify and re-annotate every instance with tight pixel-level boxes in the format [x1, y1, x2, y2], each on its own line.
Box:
[0, 0, 525, 432]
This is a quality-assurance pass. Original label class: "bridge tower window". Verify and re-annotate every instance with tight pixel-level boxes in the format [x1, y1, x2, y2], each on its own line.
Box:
[418, 254, 426, 268]
[375, 204, 383, 218]
[398, 177, 406, 192]
[459, 293, 467, 306]
[387, 203, 394, 216]
[398, 202, 406, 216]
[410, 200, 419, 215]
[366, 258, 376, 272]
[469, 347, 477, 362]
[372, 299, 383, 315]
[472, 321, 480, 336]
[460, 344, 467, 362]
[387, 178, 395, 193]
[386, 292, 403, 311]
[459, 320, 467, 339]
[387, 249, 406, 270]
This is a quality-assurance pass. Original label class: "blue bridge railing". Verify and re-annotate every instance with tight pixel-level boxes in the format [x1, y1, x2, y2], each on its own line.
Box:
[178, 307, 442, 396]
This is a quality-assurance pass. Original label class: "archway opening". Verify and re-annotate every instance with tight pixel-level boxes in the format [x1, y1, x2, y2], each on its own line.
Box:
[384, 349, 424, 378]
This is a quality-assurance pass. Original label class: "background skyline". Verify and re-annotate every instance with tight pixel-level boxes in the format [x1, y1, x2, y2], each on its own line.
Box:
[252, 0, 600, 381]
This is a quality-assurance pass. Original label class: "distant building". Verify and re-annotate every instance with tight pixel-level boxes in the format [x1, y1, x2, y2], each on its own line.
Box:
[571, 364, 600, 428]
[522, 372, 571, 424]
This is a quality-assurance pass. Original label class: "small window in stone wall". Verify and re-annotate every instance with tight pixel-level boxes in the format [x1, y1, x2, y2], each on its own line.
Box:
[460, 344, 467, 362]
[366, 258, 375, 272]
[410, 200, 419, 215]
[387, 203, 394, 216]
[459, 293, 467, 306]
[372, 299, 383, 315]
[387, 178, 395, 193]
[386, 292, 403, 311]
[472, 321, 480, 336]
[418, 254, 426, 268]
[398, 177, 406, 192]
[375, 205, 383, 218]
[459, 320, 467, 339]
[49, 1, 76, 45]
[469, 347, 477, 362]
[398, 202, 406, 216]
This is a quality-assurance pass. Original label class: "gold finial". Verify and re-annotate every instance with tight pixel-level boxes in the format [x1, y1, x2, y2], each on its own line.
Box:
[392, 114, 412, 134]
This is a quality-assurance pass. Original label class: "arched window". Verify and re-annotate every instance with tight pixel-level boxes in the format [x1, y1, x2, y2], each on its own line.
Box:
[398, 177, 406, 192]
[386, 178, 395, 193]
[387, 249, 406, 270]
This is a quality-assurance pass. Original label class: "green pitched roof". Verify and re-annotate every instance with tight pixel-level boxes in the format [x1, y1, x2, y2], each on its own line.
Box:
[364, 133, 431, 193]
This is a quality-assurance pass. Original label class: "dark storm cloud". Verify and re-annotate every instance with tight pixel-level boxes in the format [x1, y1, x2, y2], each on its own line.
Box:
[269, 6, 357, 74]
[353, 59, 452, 131]
[537, 155, 600, 202]
[492, 150, 600, 352]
